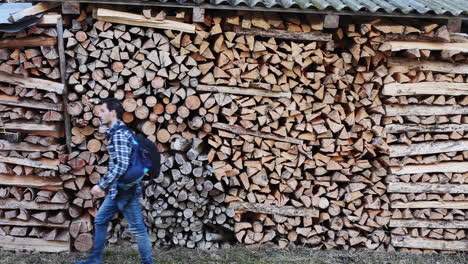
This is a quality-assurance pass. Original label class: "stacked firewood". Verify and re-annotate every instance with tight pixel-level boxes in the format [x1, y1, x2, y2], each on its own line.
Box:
[106, 138, 234, 249]
[379, 24, 468, 253]
[63, 8, 232, 250]
[194, 13, 394, 250]
[0, 24, 71, 252]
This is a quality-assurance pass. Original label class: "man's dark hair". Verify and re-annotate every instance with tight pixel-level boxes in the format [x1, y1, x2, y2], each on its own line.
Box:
[102, 98, 124, 120]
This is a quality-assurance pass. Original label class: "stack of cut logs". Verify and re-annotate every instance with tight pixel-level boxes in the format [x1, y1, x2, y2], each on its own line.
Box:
[379, 24, 468, 252]
[113, 138, 234, 249]
[198, 13, 393, 250]
[64, 8, 232, 250]
[0, 23, 71, 252]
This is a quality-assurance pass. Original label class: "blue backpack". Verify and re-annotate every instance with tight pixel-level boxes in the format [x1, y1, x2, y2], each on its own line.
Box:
[112, 124, 161, 190]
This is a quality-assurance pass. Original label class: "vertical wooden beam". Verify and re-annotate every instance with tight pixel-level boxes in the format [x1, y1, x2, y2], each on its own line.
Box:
[324, 14, 339, 29]
[192, 7, 205, 23]
[56, 17, 72, 154]
[62, 2, 80, 15]
[447, 19, 462, 33]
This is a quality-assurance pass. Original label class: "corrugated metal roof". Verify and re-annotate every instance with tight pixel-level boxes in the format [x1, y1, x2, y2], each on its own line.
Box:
[160, 0, 468, 16]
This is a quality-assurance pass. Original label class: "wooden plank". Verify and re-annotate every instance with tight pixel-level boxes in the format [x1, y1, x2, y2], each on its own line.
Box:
[0, 218, 69, 228]
[388, 58, 468, 74]
[390, 161, 468, 175]
[37, 14, 60, 25]
[10, 2, 61, 22]
[3, 121, 61, 132]
[213, 123, 303, 145]
[392, 201, 468, 209]
[0, 37, 57, 49]
[385, 104, 468, 116]
[390, 219, 468, 229]
[57, 16, 72, 154]
[385, 123, 468, 133]
[387, 41, 468, 52]
[0, 174, 62, 191]
[392, 236, 468, 251]
[389, 140, 468, 157]
[0, 94, 62, 111]
[233, 26, 332, 42]
[0, 235, 69, 252]
[0, 72, 64, 94]
[382, 82, 468, 96]
[229, 202, 319, 217]
[197, 85, 292, 98]
[388, 182, 468, 194]
[0, 140, 59, 152]
[96, 8, 195, 33]
[0, 199, 68, 210]
[0, 156, 59, 170]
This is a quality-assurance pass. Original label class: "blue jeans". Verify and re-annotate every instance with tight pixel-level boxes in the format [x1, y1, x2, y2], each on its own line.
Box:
[85, 192, 154, 264]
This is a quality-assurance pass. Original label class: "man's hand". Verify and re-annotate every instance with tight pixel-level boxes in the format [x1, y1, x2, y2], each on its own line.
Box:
[91, 185, 105, 197]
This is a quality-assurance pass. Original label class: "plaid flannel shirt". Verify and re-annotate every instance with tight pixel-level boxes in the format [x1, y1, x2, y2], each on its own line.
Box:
[98, 120, 142, 199]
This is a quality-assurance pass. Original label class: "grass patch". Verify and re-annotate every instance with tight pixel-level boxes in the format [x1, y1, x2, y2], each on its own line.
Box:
[0, 243, 466, 264]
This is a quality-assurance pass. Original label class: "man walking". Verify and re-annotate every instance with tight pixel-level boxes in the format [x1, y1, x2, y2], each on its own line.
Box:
[76, 98, 154, 264]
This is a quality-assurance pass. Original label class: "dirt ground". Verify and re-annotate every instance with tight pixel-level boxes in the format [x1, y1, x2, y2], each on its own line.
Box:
[0, 243, 467, 264]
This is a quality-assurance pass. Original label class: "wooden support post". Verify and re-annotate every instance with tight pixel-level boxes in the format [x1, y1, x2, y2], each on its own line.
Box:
[447, 19, 462, 33]
[192, 7, 205, 23]
[57, 16, 72, 154]
[324, 14, 339, 29]
[62, 2, 80, 15]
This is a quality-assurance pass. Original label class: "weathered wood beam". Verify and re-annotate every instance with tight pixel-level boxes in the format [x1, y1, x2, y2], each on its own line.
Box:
[0, 94, 62, 111]
[385, 123, 468, 133]
[389, 140, 468, 157]
[392, 201, 468, 209]
[0, 140, 59, 152]
[57, 16, 72, 154]
[388, 182, 468, 194]
[0, 174, 62, 191]
[0, 236, 69, 252]
[96, 8, 195, 33]
[0, 218, 69, 228]
[386, 41, 468, 52]
[229, 202, 319, 217]
[10, 2, 60, 22]
[196, 84, 292, 98]
[390, 219, 468, 229]
[383, 82, 468, 96]
[385, 104, 468, 116]
[0, 156, 59, 170]
[388, 58, 468, 74]
[0, 199, 68, 210]
[392, 236, 468, 251]
[233, 26, 332, 42]
[213, 123, 303, 145]
[0, 37, 57, 49]
[390, 161, 468, 175]
[0, 72, 64, 94]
